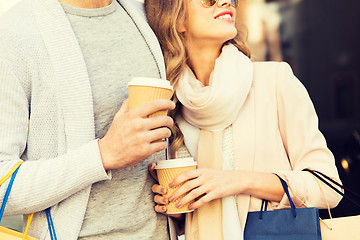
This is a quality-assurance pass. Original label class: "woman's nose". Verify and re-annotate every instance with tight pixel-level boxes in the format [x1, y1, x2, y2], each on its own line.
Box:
[217, 0, 232, 7]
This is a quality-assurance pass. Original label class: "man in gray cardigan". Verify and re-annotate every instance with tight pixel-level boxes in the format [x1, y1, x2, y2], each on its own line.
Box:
[0, 0, 177, 239]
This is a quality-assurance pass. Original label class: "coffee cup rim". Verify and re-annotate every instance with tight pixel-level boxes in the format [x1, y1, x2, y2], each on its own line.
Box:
[155, 158, 197, 169]
[128, 77, 173, 90]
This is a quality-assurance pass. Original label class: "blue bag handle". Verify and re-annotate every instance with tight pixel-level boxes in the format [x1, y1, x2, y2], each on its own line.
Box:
[0, 166, 20, 221]
[259, 199, 268, 219]
[0, 164, 57, 240]
[46, 208, 57, 240]
[260, 175, 297, 218]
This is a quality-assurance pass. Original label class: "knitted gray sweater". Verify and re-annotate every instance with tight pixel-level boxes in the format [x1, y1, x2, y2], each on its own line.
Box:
[0, 0, 174, 239]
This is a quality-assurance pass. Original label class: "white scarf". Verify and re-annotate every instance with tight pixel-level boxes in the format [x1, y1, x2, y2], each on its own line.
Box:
[176, 44, 253, 131]
[176, 44, 253, 240]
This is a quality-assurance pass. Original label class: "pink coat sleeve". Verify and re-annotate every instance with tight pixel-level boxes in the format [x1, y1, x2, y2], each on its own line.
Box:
[272, 62, 342, 209]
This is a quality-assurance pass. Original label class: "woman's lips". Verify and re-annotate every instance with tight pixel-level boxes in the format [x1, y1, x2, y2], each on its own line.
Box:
[214, 10, 233, 21]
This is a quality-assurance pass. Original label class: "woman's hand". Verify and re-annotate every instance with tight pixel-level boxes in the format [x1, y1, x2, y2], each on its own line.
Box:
[168, 169, 285, 210]
[148, 163, 182, 219]
[168, 168, 240, 210]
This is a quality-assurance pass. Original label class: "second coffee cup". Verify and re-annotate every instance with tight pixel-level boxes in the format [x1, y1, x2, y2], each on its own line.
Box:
[155, 157, 198, 214]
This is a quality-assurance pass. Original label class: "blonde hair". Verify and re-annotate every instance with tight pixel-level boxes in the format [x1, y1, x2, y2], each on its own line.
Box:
[145, 0, 251, 156]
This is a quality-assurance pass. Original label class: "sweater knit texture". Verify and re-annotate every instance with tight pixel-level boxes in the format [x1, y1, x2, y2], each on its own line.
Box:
[0, 0, 175, 239]
[61, 1, 168, 239]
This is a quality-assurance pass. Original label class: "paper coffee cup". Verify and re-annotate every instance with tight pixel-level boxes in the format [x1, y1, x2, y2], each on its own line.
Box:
[128, 77, 173, 118]
[155, 158, 197, 214]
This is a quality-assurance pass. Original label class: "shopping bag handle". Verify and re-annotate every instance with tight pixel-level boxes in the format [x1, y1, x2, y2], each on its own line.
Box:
[46, 208, 57, 240]
[0, 162, 34, 240]
[0, 162, 57, 240]
[0, 162, 22, 186]
[303, 169, 360, 208]
[260, 175, 297, 218]
[0, 164, 21, 221]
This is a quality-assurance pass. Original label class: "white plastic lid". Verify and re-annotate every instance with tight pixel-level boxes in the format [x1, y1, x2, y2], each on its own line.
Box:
[128, 77, 173, 90]
[155, 158, 197, 169]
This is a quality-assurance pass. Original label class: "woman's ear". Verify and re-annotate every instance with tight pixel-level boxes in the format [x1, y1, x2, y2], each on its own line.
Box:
[177, 25, 186, 33]
[176, 15, 186, 33]
[177, 24, 186, 33]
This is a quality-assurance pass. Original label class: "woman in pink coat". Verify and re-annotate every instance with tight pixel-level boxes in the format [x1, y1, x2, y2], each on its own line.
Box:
[145, 0, 342, 239]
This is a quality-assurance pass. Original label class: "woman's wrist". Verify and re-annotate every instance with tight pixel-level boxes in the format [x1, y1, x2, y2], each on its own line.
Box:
[232, 171, 284, 202]
[232, 170, 251, 195]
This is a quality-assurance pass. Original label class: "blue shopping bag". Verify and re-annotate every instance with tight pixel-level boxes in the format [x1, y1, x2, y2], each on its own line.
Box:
[244, 176, 321, 240]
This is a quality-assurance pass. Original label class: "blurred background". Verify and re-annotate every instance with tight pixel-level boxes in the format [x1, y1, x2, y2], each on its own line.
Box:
[237, 0, 360, 219]
[1, 0, 360, 233]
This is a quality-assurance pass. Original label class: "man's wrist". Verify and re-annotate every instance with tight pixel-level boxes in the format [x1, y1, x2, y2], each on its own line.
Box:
[98, 138, 115, 170]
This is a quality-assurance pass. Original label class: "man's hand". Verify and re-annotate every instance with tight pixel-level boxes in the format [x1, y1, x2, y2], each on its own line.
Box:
[98, 99, 175, 170]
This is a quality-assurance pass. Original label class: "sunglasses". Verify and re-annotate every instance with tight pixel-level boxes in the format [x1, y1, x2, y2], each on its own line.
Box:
[200, 0, 239, 8]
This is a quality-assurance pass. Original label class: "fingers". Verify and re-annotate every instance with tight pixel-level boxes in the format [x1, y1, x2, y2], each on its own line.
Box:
[147, 140, 168, 155]
[169, 177, 202, 202]
[152, 183, 167, 195]
[154, 204, 167, 213]
[118, 98, 129, 114]
[167, 169, 220, 211]
[152, 183, 168, 214]
[170, 169, 200, 188]
[137, 117, 172, 145]
[188, 192, 215, 210]
[99, 99, 174, 170]
[132, 99, 175, 118]
[176, 184, 214, 210]
[149, 129, 171, 143]
[148, 163, 158, 181]
[167, 170, 201, 206]
[146, 115, 174, 130]
[130, 111, 173, 143]
[154, 194, 169, 205]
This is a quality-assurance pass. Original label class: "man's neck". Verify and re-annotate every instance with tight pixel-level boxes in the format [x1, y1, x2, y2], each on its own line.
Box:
[58, 0, 112, 8]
